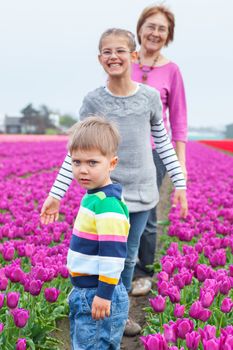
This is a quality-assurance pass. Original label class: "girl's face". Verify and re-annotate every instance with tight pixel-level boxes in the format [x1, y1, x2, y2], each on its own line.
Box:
[98, 35, 134, 78]
[139, 12, 169, 53]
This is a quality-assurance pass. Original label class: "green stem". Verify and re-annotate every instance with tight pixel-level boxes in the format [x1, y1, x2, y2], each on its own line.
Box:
[159, 313, 164, 333]
[216, 293, 221, 307]
[183, 286, 186, 304]
[5, 311, 10, 345]
[218, 313, 224, 336]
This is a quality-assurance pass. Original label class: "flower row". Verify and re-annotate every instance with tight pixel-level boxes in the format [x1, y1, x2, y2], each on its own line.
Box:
[0, 141, 84, 349]
[142, 141, 233, 350]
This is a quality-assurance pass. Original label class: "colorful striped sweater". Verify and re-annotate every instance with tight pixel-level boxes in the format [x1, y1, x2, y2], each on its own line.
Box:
[66, 183, 130, 300]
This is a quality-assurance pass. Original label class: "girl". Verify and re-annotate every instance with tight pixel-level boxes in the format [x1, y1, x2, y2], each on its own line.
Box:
[40, 28, 187, 338]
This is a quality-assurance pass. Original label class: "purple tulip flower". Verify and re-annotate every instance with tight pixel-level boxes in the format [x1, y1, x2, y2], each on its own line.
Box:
[163, 321, 177, 343]
[219, 278, 231, 295]
[3, 246, 15, 261]
[200, 289, 215, 308]
[167, 286, 180, 303]
[221, 298, 233, 313]
[29, 279, 43, 296]
[198, 308, 212, 322]
[0, 293, 5, 309]
[140, 333, 168, 350]
[6, 291, 20, 309]
[189, 301, 203, 320]
[203, 338, 220, 350]
[44, 287, 60, 303]
[186, 331, 201, 350]
[174, 304, 185, 318]
[176, 318, 194, 339]
[196, 265, 209, 282]
[9, 267, 25, 283]
[158, 281, 169, 296]
[149, 295, 166, 313]
[199, 325, 216, 341]
[59, 265, 69, 278]
[11, 308, 30, 328]
[220, 334, 233, 350]
[0, 277, 8, 291]
[16, 338, 27, 350]
[162, 260, 175, 275]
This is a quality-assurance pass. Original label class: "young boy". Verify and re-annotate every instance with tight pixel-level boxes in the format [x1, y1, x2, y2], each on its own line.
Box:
[60, 116, 129, 349]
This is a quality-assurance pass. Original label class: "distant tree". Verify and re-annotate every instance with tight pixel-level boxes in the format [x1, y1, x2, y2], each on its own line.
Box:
[39, 104, 53, 129]
[21, 103, 39, 119]
[21, 104, 40, 133]
[59, 114, 77, 128]
[21, 103, 55, 134]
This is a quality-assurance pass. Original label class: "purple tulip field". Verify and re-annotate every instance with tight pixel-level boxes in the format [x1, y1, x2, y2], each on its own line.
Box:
[141, 141, 233, 350]
[0, 138, 233, 349]
[0, 139, 85, 349]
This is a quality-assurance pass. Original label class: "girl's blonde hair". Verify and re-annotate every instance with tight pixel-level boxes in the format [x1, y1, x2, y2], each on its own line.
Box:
[98, 28, 136, 52]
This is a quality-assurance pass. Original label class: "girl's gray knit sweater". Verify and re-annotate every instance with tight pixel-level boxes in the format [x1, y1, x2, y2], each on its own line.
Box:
[50, 85, 186, 212]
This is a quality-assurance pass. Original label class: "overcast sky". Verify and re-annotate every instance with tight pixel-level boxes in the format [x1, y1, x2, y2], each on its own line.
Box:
[0, 0, 233, 128]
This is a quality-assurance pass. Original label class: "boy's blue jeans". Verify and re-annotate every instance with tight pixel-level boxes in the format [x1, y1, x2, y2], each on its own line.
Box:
[68, 283, 129, 350]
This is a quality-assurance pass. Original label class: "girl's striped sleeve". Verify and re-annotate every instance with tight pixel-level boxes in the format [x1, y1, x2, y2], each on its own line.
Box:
[151, 119, 186, 189]
[49, 153, 73, 200]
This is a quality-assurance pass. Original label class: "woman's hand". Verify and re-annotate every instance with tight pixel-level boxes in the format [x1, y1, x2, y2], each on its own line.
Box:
[40, 196, 60, 225]
[175, 141, 187, 180]
[91, 296, 111, 320]
[179, 160, 188, 181]
[172, 189, 188, 218]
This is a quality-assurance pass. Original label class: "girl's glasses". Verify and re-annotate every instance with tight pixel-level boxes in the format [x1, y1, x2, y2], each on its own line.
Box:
[100, 49, 131, 58]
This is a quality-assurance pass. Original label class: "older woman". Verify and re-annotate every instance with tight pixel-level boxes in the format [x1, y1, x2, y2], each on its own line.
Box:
[130, 4, 187, 297]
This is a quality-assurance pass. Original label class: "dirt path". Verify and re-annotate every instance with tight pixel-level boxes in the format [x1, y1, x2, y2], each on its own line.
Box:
[54, 176, 171, 350]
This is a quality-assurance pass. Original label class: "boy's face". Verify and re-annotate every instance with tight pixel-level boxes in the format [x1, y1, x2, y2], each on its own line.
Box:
[71, 148, 118, 190]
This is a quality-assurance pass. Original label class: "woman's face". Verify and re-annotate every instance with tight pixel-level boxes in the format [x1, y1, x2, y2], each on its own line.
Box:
[139, 12, 169, 53]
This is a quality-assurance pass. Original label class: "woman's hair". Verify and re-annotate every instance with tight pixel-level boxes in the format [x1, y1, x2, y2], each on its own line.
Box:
[136, 4, 175, 46]
[98, 28, 136, 52]
[68, 116, 120, 157]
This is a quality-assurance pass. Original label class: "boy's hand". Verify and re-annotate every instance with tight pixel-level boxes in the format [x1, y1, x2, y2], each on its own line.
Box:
[91, 296, 111, 320]
[172, 189, 188, 218]
[40, 196, 60, 225]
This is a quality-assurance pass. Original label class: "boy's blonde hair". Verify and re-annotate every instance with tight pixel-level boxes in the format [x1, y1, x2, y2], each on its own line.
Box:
[68, 116, 120, 157]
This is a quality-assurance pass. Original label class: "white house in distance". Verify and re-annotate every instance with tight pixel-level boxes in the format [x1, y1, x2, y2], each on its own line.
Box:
[49, 114, 60, 128]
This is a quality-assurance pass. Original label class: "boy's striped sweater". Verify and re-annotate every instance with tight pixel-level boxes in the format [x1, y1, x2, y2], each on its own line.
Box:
[67, 183, 130, 300]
